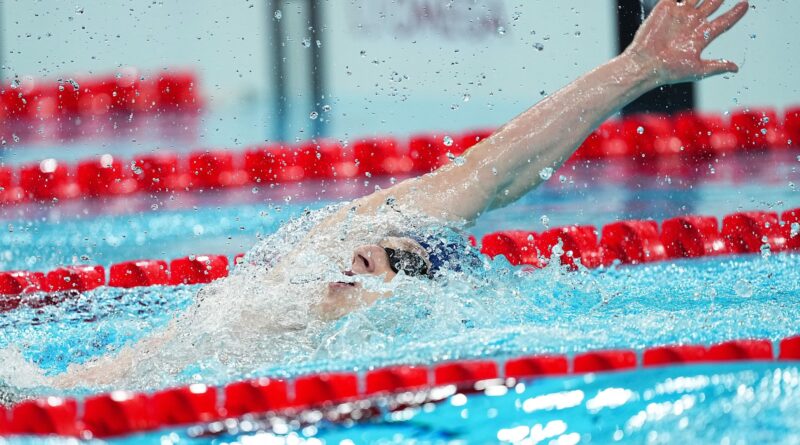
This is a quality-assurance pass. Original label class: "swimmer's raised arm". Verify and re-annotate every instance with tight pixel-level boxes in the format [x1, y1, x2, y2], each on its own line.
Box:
[360, 0, 749, 223]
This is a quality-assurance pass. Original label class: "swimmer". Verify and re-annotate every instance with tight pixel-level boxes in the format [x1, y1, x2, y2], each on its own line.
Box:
[4, 0, 749, 394]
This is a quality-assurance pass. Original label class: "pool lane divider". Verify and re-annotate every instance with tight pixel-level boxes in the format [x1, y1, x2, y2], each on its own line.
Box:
[1, 336, 800, 438]
[0, 68, 201, 124]
[2, 106, 800, 205]
[1, 208, 799, 311]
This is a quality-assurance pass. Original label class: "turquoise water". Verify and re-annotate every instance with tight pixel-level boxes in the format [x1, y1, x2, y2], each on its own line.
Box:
[0, 151, 799, 443]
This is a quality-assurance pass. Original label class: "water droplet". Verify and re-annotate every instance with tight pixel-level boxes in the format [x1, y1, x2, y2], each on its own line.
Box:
[749, 33, 757, 40]
[636, 126, 644, 135]
[539, 167, 553, 180]
[760, 236, 771, 258]
[453, 156, 466, 166]
[151, 204, 159, 211]
[309, 111, 319, 120]
[274, 10, 282, 20]
[790, 222, 800, 238]
[130, 162, 143, 175]
[359, 50, 367, 57]
[302, 37, 311, 48]
[497, 26, 506, 35]
[760, 128, 768, 135]
[734, 279, 753, 298]
[251, 187, 259, 194]
[321, 104, 331, 112]
[533, 42, 544, 51]
[559, 175, 567, 184]
[540, 215, 550, 228]
[491, 167, 498, 176]
[462, 94, 471, 102]
[789, 182, 796, 191]
[443, 135, 454, 147]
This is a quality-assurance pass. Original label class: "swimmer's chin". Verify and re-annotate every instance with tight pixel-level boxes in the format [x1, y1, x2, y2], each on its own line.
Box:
[311, 282, 390, 321]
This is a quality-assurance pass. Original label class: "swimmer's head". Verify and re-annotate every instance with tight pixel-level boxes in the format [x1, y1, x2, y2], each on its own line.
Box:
[315, 235, 475, 320]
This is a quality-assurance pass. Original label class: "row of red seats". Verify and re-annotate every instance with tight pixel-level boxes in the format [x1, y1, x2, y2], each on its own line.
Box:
[0, 69, 201, 122]
[480, 209, 800, 269]
[575, 107, 800, 159]
[0, 255, 231, 311]
[0, 130, 494, 203]
[1, 335, 798, 438]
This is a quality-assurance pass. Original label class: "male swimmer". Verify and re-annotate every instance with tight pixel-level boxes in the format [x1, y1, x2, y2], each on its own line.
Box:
[3, 0, 749, 393]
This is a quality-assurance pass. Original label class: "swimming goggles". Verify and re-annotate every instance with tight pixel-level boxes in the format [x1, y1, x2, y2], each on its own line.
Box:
[383, 247, 429, 277]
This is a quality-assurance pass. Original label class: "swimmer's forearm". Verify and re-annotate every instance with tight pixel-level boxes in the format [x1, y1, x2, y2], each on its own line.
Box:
[474, 53, 660, 210]
[396, 0, 747, 222]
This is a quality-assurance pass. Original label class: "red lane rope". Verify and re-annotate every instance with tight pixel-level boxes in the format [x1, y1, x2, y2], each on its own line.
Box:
[0, 68, 201, 124]
[1, 208, 798, 311]
[1, 106, 798, 205]
[1, 336, 799, 438]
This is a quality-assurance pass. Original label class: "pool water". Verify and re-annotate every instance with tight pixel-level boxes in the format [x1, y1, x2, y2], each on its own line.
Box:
[0, 149, 799, 443]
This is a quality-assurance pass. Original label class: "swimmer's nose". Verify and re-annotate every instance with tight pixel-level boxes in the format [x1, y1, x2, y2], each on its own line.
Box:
[351, 245, 388, 275]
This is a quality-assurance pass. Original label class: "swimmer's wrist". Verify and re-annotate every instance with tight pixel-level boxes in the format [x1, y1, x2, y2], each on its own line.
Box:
[616, 50, 664, 92]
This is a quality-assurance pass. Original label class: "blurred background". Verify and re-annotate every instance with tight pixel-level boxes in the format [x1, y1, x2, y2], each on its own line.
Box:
[1, 0, 797, 153]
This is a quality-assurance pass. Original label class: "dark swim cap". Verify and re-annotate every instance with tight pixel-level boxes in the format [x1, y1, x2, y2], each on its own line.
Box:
[412, 234, 481, 275]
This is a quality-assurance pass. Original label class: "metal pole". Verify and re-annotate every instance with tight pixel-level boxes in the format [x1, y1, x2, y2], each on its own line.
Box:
[616, 0, 694, 115]
[308, 0, 326, 137]
[269, 0, 288, 142]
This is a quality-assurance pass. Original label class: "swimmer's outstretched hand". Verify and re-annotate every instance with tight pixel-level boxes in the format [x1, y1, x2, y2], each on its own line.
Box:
[626, 0, 749, 84]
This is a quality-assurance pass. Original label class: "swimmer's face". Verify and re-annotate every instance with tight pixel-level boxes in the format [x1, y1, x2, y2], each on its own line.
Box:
[314, 237, 431, 320]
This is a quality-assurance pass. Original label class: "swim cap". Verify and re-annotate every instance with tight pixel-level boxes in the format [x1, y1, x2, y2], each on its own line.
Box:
[412, 233, 481, 276]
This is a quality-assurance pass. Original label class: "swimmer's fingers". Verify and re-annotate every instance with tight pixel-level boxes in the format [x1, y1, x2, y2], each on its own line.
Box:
[704, 1, 749, 43]
[698, 0, 725, 16]
[701, 58, 739, 77]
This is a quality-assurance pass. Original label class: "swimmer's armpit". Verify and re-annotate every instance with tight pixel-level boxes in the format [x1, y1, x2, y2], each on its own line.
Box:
[368, 0, 749, 224]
